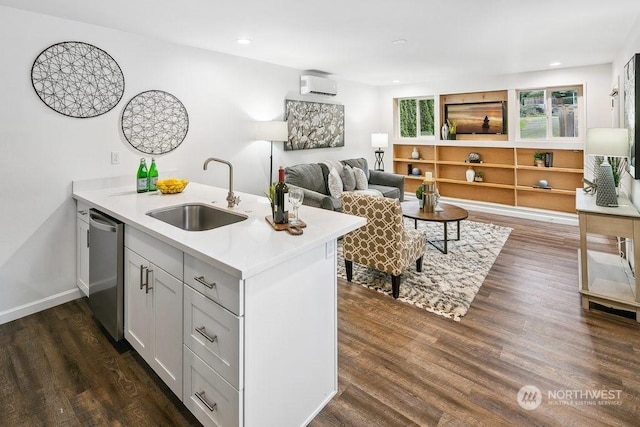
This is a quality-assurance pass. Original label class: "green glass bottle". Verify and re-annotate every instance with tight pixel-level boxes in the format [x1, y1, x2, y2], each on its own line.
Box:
[148, 158, 158, 191]
[136, 158, 148, 193]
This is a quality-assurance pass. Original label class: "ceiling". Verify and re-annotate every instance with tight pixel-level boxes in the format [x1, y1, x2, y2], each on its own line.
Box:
[2, 0, 640, 86]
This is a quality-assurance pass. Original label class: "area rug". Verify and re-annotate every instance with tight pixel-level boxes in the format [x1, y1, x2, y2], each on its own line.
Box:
[337, 219, 512, 321]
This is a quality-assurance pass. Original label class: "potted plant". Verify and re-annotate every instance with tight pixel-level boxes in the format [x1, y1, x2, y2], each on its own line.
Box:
[595, 156, 627, 191]
[474, 171, 484, 182]
[416, 185, 424, 208]
[534, 151, 546, 167]
[447, 120, 458, 140]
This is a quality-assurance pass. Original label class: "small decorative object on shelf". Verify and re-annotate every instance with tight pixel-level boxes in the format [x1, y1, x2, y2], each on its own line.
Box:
[411, 147, 420, 159]
[466, 152, 482, 163]
[466, 166, 475, 182]
[441, 121, 449, 140]
[474, 171, 484, 182]
[412, 167, 421, 176]
[407, 164, 413, 175]
[536, 179, 550, 189]
[534, 151, 546, 167]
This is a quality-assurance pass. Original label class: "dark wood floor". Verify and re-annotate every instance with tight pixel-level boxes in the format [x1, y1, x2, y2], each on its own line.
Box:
[1, 211, 639, 426]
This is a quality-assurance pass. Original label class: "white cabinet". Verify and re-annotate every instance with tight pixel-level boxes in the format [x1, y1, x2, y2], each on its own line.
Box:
[124, 227, 184, 398]
[183, 243, 338, 427]
[76, 201, 90, 296]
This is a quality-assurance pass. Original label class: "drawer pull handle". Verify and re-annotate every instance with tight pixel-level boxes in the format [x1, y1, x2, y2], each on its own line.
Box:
[139, 265, 147, 290]
[195, 326, 217, 343]
[195, 391, 217, 412]
[145, 268, 153, 294]
[194, 276, 216, 289]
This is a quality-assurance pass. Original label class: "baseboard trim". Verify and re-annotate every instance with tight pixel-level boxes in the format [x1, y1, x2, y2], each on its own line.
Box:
[0, 287, 83, 326]
[406, 194, 578, 226]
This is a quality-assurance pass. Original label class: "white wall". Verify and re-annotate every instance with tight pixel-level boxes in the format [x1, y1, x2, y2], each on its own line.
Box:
[613, 13, 640, 209]
[0, 6, 379, 321]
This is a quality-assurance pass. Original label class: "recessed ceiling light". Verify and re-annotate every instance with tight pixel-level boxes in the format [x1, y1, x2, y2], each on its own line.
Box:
[392, 80, 400, 84]
[549, 62, 561, 67]
[237, 38, 252, 45]
[392, 39, 407, 45]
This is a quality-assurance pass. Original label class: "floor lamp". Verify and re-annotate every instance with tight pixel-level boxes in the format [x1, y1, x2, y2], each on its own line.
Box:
[254, 121, 289, 187]
[371, 133, 389, 171]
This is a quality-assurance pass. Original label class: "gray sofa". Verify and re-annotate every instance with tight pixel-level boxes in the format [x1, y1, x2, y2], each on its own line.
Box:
[285, 158, 404, 211]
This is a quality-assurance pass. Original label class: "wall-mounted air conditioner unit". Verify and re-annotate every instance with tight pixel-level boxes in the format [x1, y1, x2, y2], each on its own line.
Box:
[300, 75, 337, 96]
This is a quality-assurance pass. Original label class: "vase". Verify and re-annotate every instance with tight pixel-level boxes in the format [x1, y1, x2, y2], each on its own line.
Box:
[466, 167, 475, 182]
[449, 134, 457, 140]
[441, 122, 449, 140]
[411, 147, 420, 159]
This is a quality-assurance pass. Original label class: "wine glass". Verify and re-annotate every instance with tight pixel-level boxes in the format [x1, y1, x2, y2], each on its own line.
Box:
[434, 187, 444, 212]
[289, 188, 304, 226]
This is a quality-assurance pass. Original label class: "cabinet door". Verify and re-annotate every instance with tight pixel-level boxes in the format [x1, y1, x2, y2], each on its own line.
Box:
[76, 218, 90, 296]
[150, 264, 183, 398]
[124, 248, 152, 356]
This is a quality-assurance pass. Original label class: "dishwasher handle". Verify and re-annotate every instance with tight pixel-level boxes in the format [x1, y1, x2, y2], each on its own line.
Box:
[89, 211, 118, 233]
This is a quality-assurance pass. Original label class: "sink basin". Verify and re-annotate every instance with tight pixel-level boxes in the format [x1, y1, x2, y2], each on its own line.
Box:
[146, 203, 247, 231]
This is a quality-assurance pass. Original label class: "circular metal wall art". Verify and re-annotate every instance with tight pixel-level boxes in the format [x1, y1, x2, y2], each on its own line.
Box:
[121, 90, 189, 154]
[31, 41, 125, 118]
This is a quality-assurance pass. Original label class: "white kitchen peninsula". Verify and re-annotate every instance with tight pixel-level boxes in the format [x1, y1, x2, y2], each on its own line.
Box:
[72, 178, 365, 427]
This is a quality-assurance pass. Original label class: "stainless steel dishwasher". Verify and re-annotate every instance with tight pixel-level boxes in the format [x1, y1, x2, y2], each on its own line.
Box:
[89, 209, 124, 342]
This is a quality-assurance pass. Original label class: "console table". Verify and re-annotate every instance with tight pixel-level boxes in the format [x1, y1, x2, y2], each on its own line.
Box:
[576, 190, 640, 322]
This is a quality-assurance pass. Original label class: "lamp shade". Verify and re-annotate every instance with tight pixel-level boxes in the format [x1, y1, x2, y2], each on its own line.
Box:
[371, 133, 389, 148]
[585, 128, 629, 157]
[253, 121, 288, 141]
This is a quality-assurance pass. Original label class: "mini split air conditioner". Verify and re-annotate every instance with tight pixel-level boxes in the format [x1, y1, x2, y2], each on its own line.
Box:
[300, 75, 337, 96]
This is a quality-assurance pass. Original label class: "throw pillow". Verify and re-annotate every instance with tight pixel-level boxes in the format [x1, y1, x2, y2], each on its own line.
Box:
[327, 167, 343, 198]
[353, 167, 368, 190]
[341, 165, 357, 191]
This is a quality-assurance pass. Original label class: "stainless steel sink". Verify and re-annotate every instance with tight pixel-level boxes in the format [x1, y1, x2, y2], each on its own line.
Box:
[146, 203, 247, 231]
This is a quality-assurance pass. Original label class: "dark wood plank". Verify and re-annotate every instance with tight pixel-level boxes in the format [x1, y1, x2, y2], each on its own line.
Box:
[1, 210, 639, 426]
[311, 211, 640, 426]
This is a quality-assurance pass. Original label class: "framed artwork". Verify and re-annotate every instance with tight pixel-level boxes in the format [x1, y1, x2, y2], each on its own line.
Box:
[624, 54, 640, 178]
[284, 100, 344, 150]
[444, 101, 507, 135]
[31, 41, 125, 118]
[121, 90, 189, 154]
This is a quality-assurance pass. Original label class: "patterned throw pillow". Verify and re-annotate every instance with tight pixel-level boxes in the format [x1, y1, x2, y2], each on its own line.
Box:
[341, 165, 357, 191]
[327, 167, 343, 198]
[353, 167, 368, 190]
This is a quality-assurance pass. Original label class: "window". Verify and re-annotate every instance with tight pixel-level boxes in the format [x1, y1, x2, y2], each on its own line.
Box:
[397, 97, 434, 138]
[518, 86, 582, 140]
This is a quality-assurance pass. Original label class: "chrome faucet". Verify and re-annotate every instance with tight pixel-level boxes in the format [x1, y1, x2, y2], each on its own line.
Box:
[203, 157, 240, 208]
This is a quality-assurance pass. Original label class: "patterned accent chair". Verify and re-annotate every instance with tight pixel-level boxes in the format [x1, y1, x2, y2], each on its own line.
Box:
[341, 193, 425, 298]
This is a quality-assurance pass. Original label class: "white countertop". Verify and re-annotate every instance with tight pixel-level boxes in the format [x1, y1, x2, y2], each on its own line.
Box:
[72, 179, 365, 279]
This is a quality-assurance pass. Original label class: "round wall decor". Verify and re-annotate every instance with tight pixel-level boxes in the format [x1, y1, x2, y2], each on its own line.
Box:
[31, 41, 125, 118]
[121, 90, 189, 154]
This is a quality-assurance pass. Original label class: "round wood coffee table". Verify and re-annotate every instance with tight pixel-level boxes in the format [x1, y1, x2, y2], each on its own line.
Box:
[401, 201, 469, 254]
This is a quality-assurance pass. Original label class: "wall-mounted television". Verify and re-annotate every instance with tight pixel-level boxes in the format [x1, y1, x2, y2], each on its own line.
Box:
[444, 101, 507, 135]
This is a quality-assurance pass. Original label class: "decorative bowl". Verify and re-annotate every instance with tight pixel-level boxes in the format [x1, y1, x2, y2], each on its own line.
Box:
[156, 178, 189, 194]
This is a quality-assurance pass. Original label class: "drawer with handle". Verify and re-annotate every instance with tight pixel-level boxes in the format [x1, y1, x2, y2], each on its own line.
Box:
[184, 253, 242, 315]
[184, 284, 242, 389]
[183, 346, 241, 427]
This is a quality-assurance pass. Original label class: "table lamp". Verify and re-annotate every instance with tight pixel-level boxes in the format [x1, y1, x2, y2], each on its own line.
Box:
[585, 128, 629, 207]
[253, 121, 289, 187]
[371, 133, 389, 171]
